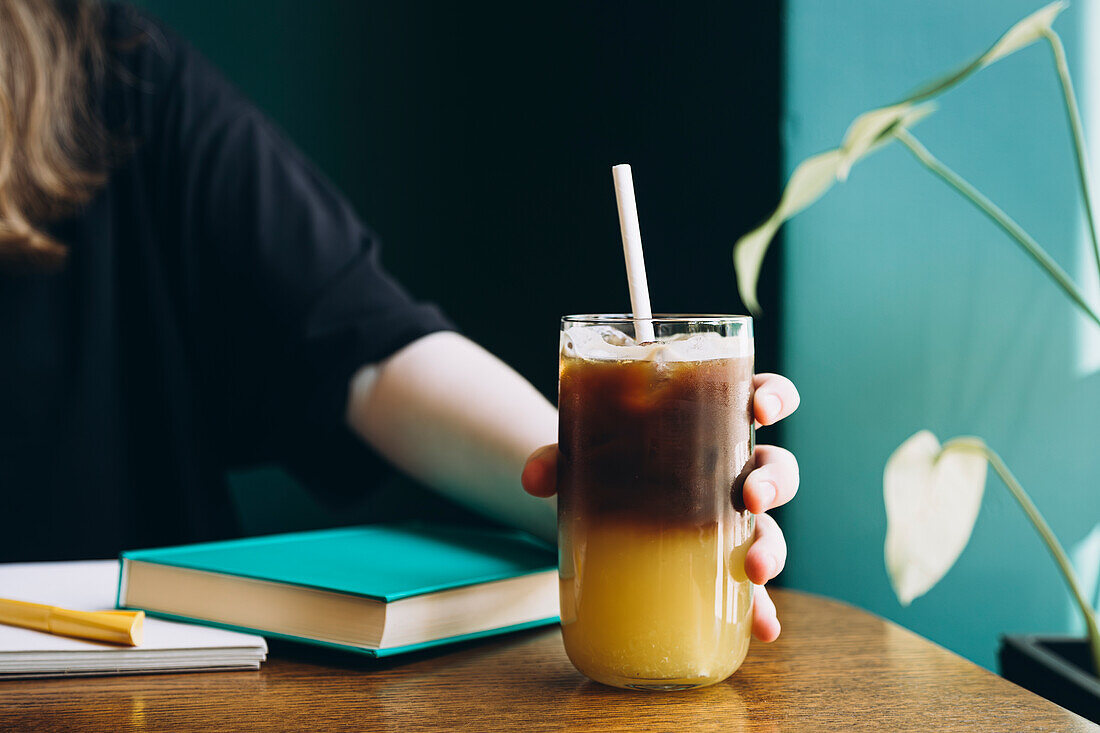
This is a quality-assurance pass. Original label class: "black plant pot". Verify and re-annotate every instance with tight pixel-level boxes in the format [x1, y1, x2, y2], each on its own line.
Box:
[999, 635, 1100, 723]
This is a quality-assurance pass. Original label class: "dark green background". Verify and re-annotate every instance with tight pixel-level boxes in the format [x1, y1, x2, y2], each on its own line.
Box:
[132, 0, 782, 532]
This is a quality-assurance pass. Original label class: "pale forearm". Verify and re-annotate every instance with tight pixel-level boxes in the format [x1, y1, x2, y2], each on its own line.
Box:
[346, 331, 558, 542]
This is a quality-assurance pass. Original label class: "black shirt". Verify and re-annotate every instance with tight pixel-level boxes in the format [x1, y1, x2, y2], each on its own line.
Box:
[0, 6, 451, 561]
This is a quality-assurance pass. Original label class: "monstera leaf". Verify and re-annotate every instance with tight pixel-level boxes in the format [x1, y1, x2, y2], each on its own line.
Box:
[883, 431, 989, 606]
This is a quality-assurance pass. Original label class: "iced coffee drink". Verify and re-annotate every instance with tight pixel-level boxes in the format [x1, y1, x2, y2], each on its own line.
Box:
[557, 315, 755, 690]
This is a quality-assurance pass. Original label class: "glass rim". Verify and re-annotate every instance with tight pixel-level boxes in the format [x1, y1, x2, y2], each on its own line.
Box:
[561, 313, 752, 325]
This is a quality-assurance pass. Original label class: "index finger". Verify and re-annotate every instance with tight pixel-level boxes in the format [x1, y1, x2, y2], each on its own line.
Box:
[521, 444, 559, 498]
[754, 373, 800, 427]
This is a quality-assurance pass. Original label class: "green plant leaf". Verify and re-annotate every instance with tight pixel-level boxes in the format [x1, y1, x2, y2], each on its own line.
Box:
[983, 1, 1067, 68]
[838, 103, 936, 180]
[734, 1, 1068, 315]
[883, 431, 988, 606]
[904, 0, 1067, 103]
[836, 104, 906, 180]
[734, 103, 933, 314]
[734, 150, 843, 314]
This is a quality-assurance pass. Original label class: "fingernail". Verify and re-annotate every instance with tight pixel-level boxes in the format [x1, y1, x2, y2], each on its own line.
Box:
[757, 480, 777, 509]
[765, 554, 779, 579]
[759, 393, 781, 421]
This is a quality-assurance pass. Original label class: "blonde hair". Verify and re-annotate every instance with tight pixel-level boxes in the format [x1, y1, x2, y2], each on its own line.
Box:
[0, 0, 106, 267]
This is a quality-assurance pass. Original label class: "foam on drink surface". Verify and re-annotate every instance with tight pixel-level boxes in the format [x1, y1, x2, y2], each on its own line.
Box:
[561, 324, 752, 363]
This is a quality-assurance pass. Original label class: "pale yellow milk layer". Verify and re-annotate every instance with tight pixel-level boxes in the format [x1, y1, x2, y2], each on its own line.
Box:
[559, 517, 753, 685]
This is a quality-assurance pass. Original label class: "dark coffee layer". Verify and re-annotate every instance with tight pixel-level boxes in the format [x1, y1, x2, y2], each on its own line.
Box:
[558, 354, 754, 526]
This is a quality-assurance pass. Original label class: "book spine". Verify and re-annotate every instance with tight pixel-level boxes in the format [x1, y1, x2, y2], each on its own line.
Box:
[114, 558, 127, 610]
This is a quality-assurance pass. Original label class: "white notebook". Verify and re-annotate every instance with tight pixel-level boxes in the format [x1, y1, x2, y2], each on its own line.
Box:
[0, 560, 267, 679]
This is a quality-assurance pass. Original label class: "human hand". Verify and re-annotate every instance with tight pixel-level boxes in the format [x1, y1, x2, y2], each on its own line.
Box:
[521, 372, 800, 643]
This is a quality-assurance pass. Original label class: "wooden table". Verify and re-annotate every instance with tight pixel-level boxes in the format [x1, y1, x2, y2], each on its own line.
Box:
[2, 590, 1094, 731]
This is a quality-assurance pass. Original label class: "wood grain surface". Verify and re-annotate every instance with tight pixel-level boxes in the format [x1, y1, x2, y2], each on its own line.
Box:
[1, 589, 1094, 732]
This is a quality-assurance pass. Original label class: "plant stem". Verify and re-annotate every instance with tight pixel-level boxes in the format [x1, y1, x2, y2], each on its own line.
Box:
[1044, 29, 1100, 285]
[944, 438, 1100, 677]
[988, 452, 1100, 678]
[895, 129, 1100, 330]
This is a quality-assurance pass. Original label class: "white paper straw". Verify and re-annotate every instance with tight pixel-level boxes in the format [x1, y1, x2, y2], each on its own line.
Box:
[611, 164, 655, 343]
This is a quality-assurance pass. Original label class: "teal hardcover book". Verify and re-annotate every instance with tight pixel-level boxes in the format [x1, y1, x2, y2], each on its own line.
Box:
[117, 523, 560, 657]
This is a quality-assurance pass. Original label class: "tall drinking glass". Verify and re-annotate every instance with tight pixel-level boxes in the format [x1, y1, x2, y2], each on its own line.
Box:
[557, 314, 755, 690]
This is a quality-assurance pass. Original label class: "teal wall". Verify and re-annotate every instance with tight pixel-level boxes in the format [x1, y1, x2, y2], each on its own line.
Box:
[782, 1, 1100, 669]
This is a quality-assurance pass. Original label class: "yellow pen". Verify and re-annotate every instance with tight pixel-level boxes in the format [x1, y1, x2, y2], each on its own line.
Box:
[0, 597, 143, 646]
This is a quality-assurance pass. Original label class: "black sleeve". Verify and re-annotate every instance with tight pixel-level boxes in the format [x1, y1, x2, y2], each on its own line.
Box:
[124, 11, 453, 500]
